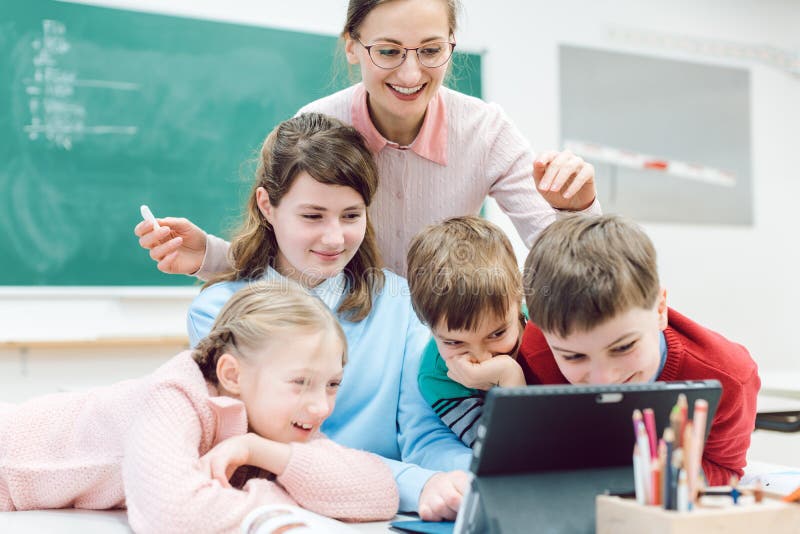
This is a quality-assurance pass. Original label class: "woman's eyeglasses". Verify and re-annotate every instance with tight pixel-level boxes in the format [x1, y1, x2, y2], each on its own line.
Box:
[357, 39, 456, 70]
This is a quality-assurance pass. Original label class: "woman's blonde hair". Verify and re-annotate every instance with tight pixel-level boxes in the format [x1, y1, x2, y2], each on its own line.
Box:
[193, 280, 347, 384]
[206, 112, 384, 322]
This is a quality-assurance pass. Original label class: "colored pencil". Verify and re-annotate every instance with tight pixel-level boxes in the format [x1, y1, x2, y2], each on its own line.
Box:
[689, 399, 708, 501]
[643, 408, 658, 460]
[633, 444, 646, 505]
[677, 394, 688, 448]
[662, 428, 675, 510]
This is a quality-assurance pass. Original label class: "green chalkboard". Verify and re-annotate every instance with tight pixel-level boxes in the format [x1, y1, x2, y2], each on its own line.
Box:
[0, 0, 482, 286]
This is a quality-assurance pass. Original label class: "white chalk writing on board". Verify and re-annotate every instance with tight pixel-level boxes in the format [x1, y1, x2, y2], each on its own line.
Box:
[23, 19, 139, 150]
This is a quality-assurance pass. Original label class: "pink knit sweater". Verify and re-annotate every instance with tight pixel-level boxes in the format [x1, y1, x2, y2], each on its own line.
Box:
[197, 83, 601, 279]
[0, 352, 398, 532]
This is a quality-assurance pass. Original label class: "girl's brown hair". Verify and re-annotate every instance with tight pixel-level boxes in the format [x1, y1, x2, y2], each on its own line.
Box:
[206, 112, 384, 322]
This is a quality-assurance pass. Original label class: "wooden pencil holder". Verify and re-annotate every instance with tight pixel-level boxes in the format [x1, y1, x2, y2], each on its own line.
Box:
[596, 495, 800, 534]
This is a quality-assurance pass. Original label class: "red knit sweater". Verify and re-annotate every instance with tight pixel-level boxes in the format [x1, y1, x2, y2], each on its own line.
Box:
[518, 308, 760, 486]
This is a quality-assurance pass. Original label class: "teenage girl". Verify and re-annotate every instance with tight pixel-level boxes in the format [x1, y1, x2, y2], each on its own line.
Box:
[187, 112, 472, 521]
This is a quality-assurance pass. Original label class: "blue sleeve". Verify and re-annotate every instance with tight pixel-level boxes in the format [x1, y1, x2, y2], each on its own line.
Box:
[380, 457, 440, 513]
[186, 283, 237, 347]
[395, 303, 472, 504]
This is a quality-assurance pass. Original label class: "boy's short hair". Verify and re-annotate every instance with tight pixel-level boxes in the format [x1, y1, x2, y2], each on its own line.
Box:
[407, 216, 522, 331]
[523, 214, 660, 337]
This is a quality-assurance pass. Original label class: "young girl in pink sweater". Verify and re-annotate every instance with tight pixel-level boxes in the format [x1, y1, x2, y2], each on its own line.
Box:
[0, 282, 398, 532]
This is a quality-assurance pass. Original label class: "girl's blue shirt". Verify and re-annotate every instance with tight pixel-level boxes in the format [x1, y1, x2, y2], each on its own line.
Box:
[187, 269, 471, 511]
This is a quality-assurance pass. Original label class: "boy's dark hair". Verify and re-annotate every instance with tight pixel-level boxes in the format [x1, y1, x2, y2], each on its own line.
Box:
[523, 214, 660, 337]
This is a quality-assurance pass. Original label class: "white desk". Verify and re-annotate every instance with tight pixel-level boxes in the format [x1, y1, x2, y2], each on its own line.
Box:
[742, 394, 800, 495]
[0, 509, 412, 533]
[3, 395, 799, 533]
[0, 509, 132, 534]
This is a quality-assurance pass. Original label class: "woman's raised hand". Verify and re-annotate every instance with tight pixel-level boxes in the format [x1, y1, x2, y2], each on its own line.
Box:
[533, 150, 596, 212]
[134, 216, 207, 275]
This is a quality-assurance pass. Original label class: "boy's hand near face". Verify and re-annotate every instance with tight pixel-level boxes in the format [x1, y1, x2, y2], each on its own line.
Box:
[444, 354, 526, 391]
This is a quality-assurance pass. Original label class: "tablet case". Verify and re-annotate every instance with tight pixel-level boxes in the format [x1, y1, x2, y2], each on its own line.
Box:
[455, 380, 723, 534]
[389, 519, 456, 534]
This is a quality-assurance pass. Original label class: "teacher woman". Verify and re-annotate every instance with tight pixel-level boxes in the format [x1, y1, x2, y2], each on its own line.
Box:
[135, 0, 600, 278]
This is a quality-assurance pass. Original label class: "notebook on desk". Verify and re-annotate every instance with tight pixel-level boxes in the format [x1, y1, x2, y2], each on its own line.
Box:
[454, 380, 723, 534]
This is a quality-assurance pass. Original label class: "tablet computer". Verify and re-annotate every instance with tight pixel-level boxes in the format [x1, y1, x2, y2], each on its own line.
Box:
[455, 380, 722, 534]
[471, 380, 722, 476]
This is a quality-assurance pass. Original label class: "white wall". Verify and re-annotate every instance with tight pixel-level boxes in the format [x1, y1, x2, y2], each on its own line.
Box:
[467, 0, 800, 376]
[2, 0, 797, 400]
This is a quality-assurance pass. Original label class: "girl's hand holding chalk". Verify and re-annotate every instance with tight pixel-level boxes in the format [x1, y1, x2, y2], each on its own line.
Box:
[140, 204, 160, 230]
[134, 210, 209, 275]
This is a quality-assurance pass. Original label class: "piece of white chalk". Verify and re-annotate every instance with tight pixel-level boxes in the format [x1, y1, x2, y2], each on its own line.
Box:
[140, 204, 160, 230]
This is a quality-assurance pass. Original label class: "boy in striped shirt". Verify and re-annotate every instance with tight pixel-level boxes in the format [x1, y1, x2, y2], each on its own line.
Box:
[409, 216, 527, 447]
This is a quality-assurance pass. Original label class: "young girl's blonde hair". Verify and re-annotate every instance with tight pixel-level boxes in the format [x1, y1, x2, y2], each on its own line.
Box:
[206, 112, 384, 322]
[193, 280, 347, 384]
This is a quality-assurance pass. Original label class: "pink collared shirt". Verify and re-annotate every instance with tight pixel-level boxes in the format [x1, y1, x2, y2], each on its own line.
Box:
[350, 84, 449, 166]
[197, 83, 601, 278]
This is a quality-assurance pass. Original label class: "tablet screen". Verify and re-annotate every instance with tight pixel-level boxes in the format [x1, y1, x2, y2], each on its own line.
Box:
[470, 380, 722, 476]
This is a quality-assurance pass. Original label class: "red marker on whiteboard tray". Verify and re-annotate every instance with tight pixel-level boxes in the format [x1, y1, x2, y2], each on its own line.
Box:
[563, 140, 737, 187]
[643, 160, 668, 170]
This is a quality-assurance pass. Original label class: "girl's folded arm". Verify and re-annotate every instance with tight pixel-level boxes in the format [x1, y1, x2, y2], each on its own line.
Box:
[277, 437, 399, 521]
[121, 385, 295, 534]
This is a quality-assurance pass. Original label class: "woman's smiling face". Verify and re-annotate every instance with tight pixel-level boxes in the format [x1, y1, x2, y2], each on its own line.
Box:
[344, 0, 453, 140]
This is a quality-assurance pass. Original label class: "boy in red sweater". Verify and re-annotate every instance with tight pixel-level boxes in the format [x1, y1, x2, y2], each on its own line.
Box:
[519, 214, 759, 486]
